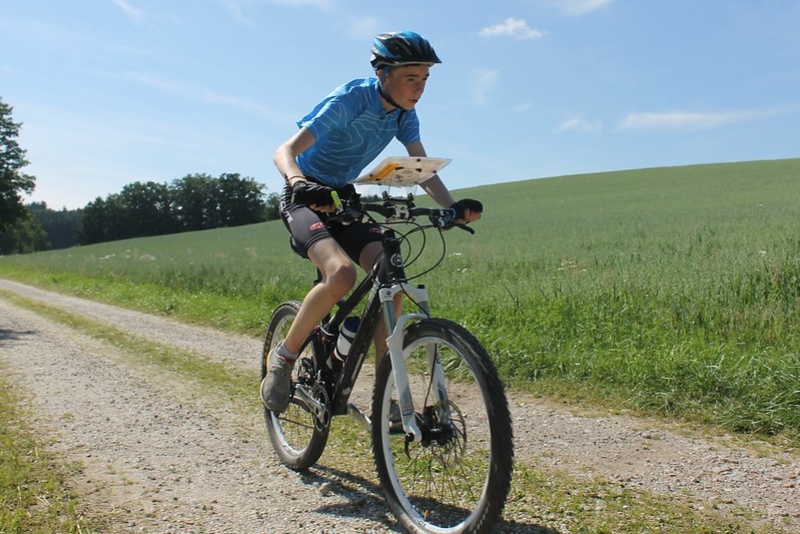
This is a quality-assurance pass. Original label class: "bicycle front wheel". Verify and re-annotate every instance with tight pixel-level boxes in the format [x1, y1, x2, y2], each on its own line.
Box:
[262, 301, 329, 471]
[372, 318, 514, 534]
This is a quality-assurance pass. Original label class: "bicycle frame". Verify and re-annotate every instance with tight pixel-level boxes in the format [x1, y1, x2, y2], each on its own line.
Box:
[293, 227, 447, 442]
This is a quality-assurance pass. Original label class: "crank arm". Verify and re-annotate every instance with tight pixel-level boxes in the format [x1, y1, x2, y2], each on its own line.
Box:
[293, 384, 328, 422]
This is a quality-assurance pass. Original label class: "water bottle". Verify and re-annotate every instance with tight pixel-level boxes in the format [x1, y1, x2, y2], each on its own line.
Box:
[335, 316, 360, 361]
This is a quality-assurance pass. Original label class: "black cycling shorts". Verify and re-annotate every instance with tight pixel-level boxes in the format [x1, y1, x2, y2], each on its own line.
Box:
[279, 183, 384, 263]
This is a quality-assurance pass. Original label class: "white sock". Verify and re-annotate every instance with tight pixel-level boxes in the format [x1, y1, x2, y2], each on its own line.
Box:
[276, 342, 297, 361]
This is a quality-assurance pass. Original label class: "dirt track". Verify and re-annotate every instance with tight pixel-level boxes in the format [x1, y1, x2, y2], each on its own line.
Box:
[1, 278, 798, 533]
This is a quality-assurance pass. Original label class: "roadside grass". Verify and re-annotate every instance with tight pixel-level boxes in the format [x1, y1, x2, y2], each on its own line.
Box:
[2, 158, 799, 443]
[0, 293, 783, 533]
[0, 360, 109, 534]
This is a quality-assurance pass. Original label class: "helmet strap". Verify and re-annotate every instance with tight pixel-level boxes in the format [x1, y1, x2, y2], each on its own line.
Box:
[377, 68, 405, 111]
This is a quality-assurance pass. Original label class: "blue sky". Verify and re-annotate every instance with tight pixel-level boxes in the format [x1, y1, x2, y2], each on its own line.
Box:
[2, 0, 798, 210]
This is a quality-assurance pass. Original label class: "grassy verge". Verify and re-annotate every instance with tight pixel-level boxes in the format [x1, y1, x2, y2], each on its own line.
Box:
[3, 263, 800, 448]
[0, 293, 786, 533]
[0, 361, 109, 533]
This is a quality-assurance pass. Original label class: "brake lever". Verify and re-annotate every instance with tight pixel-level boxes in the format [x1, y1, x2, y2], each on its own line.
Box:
[456, 223, 476, 235]
[430, 211, 476, 234]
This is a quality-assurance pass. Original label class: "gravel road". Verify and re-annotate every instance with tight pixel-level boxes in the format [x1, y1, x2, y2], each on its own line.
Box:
[1, 278, 798, 533]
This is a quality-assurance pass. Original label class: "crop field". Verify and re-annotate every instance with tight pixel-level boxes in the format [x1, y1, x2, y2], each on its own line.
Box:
[2, 158, 799, 440]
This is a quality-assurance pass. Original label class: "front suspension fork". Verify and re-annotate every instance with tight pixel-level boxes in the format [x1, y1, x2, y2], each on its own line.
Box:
[381, 283, 449, 443]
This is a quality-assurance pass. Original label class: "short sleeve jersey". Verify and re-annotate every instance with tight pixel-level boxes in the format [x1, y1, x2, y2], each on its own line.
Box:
[296, 77, 421, 188]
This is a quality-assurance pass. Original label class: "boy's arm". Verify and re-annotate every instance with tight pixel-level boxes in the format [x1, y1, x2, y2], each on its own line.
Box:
[405, 141, 456, 208]
[406, 141, 482, 223]
[273, 127, 316, 187]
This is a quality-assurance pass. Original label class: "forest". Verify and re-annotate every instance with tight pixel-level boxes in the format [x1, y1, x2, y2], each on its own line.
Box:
[0, 175, 281, 254]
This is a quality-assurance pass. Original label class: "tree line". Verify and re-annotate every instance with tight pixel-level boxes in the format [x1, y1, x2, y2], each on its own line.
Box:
[79, 173, 274, 245]
[0, 96, 281, 255]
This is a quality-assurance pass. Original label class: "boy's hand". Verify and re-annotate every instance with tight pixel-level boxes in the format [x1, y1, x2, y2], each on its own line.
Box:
[451, 198, 483, 223]
[292, 181, 336, 210]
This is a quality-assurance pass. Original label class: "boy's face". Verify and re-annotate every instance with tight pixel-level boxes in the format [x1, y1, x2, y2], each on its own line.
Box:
[380, 64, 431, 110]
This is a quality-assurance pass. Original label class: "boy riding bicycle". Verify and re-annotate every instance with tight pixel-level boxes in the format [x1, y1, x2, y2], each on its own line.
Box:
[262, 30, 482, 413]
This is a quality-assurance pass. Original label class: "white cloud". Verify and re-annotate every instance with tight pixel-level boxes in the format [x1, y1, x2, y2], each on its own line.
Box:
[121, 72, 295, 123]
[470, 69, 498, 106]
[618, 105, 800, 131]
[220, 0, 255, 27]
[216, 0, 334, 25]
[619, 111, 738, 131]
[111, 0, 176, 28]
[558, 117, 603, 133]
[479, 18, 545, 40]
[544, 0, 613, 16]
[270, 0, 334, 9]
[111, 0, 146, 22]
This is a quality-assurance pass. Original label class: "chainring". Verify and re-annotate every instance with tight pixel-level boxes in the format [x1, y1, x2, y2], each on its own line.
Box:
[311, 381, 332, 432]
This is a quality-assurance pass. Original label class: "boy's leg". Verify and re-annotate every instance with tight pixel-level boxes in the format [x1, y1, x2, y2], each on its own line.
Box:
[283, 238, 357, 354]
[262, 236, 356, 412]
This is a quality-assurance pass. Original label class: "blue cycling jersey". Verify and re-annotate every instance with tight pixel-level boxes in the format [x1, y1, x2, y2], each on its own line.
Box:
[296, 77, 420, 188]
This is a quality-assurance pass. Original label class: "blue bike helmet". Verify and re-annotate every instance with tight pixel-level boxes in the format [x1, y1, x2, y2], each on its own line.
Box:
[370, 31, 442, 70]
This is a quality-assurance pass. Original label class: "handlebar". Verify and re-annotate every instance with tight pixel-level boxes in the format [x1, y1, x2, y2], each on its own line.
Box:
[330, 192, 475, 234]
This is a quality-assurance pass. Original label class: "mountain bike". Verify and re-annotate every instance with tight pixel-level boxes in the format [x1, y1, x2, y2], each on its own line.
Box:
[260, 179, 514, 533]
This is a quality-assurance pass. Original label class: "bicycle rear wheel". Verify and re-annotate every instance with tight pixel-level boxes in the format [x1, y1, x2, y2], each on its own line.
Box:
[372, 318, 514, 534]
[262, 301, 329, 471]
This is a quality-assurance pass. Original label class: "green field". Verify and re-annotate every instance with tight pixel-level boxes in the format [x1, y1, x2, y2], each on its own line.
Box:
[2, 158, 799, 441]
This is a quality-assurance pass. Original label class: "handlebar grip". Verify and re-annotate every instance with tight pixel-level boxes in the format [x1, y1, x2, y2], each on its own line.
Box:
[331, 190, 342, 210]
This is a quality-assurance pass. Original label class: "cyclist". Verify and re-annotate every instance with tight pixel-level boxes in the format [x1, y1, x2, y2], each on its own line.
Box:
[262, 30, 483, 412]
